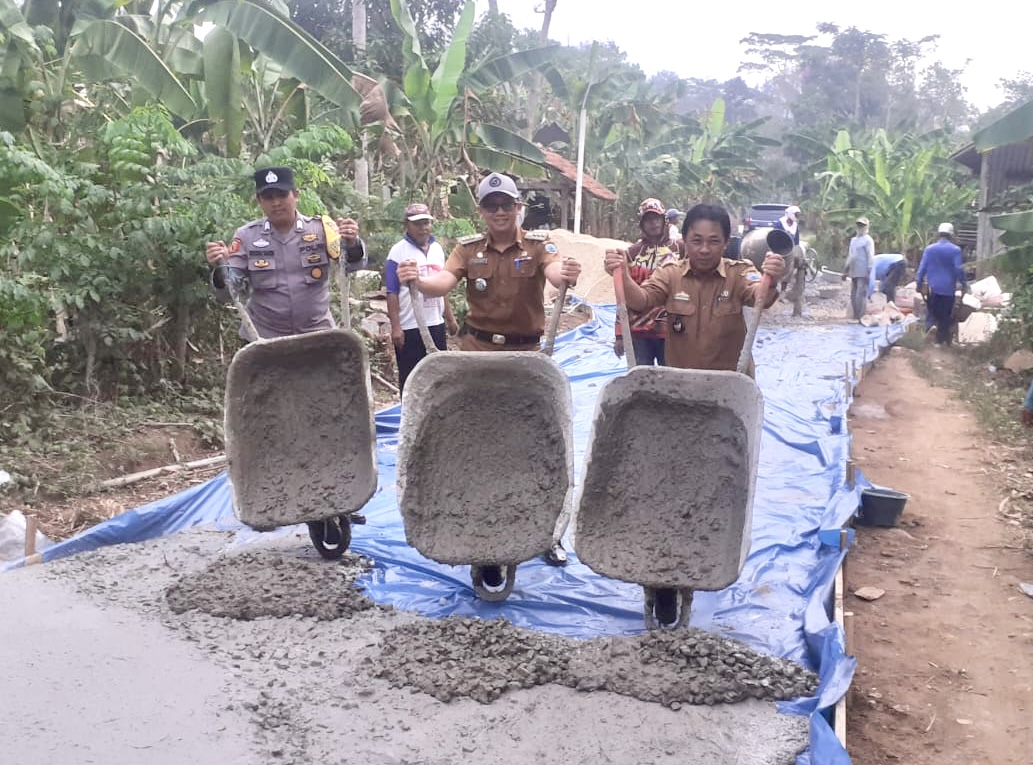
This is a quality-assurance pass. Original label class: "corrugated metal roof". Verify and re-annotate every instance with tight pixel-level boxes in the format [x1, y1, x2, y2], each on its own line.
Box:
[540, 148, 617, 202]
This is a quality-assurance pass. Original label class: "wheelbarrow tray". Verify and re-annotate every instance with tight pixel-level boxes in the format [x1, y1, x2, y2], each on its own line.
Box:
[224, 329, 378, 531]
[574, 366, 764, 589]
[396, 351, 573, 565]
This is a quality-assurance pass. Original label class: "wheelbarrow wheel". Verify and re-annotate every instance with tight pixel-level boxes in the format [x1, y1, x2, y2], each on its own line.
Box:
[307, 517, 352, 560]
[654, 588, 679, 626]
[470, 564, 517, 602]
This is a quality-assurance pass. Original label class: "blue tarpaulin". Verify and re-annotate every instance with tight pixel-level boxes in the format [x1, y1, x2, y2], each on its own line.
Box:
[6, 305, 904, 765]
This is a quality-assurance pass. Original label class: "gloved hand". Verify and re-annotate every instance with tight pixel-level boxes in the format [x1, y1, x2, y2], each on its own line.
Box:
[614, 335, 624, 358]
[1023, 407, 1033, 428]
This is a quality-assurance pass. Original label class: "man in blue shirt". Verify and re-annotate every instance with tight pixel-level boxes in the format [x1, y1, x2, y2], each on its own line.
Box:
[1023, 377, 1033, 427]
[869, 253, 907, 304]
[915, 223, 968, 346]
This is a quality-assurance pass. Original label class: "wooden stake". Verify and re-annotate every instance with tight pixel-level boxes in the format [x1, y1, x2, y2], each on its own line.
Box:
[100, 454, 226, 489]
[24, 515, 37, 558]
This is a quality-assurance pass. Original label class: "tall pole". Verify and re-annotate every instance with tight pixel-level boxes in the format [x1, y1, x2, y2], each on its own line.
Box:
[573, 104, 587, 235]
[352, 0, 369, 198]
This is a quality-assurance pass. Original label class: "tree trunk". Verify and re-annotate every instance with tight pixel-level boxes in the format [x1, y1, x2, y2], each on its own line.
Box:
[352, 0, 370, 198]
[173, 298, 190, 382]
[487, 0, 498, 12]
[522, 0, 557, 141]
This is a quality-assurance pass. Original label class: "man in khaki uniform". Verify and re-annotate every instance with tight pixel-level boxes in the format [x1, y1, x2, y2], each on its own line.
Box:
[396, 172, 580, 570]
[604, 203, 786, 374]
[397, 172, 580, 351]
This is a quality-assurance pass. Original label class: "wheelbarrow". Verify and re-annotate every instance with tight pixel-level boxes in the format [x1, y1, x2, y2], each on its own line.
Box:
[573, 245, 781, 628]
[396, 281, 573, 601]
[223, 252, 377, 560]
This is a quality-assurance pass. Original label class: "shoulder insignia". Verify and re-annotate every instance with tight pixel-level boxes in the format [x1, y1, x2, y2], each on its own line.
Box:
[320, 215, 341, 261]
[229, 238, 241, 254]
[544, 242, 558, 254]
[745, 272, 762, 283]
[523, 230, 549, 241]
[458, 233, 486, 246]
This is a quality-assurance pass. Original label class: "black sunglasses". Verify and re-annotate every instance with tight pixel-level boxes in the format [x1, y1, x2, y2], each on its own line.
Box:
[480, 199, 517, 213]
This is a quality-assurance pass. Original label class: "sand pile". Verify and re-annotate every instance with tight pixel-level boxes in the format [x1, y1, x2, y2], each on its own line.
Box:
[545, 228, 632, 304]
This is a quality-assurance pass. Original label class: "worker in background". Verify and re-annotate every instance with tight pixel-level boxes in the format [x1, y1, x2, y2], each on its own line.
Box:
[772, 204, 805, 317]
[666, 208, 683, 243]
[915, 222, 968, 347]
[384, 203, 459, 394]
[614, 198, 683, 365]
[396, 172, 580, 571]
[868, 253, 907, 305]
[842, 216, 875, 321]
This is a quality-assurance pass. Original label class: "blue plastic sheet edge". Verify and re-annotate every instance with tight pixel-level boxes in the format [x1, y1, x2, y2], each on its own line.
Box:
[5, 304, 909, 765]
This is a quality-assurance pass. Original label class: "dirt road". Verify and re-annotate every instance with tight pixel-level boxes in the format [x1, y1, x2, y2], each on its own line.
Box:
[845, 349, 1033, 764]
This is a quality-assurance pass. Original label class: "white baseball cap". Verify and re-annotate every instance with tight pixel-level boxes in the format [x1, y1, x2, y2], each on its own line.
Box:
[477, 173, 521, 202]
[938, 222, 955, 235]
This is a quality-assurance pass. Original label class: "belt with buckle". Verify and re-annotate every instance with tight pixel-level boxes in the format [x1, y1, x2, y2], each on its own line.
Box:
[463, 325, 541, 346]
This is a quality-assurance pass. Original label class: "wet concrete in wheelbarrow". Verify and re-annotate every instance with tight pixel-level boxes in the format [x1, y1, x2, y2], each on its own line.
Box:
[2, 529, 813, 765]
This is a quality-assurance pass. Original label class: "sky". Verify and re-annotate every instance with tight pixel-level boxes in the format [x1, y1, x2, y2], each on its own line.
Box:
[494, 0, 1027, 111]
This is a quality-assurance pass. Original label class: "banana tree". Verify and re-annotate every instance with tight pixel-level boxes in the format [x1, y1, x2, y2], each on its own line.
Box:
[386, 0, 559, 210]
[815, 129, 976, 256]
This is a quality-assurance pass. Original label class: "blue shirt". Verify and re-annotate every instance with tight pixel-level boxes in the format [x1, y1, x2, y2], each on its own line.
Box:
[868, 253, 906, 297]
[915, 239, 966, 297]
[1025, 376, 1033, 412]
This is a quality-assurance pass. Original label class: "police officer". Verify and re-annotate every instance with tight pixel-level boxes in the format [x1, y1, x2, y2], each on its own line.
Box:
[396, 172, 581, 570]
[203, 166, 367, 556]
[204, 166, 367, 338]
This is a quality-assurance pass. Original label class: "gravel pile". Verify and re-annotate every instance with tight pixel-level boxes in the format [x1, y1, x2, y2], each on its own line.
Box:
[369, 617, 818, 708]
[165, 550, 376, 620]
[571, 629, 820, 708]
[367, 617, 573, 703]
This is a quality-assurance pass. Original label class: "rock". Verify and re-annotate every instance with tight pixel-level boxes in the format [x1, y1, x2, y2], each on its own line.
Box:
[853, 586, 886, 602]
[1019, 582, 1033, 599]
[1003, 349, 1033, 373]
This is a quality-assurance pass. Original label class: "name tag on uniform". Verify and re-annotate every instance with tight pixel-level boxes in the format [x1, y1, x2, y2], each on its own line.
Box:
[514, 256, 532, 273]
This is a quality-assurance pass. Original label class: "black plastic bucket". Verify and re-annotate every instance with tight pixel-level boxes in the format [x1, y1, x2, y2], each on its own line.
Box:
[857, 487, 909, 527]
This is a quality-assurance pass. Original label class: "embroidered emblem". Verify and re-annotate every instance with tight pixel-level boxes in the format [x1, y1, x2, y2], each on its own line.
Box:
[254, 238, 270, 248]
[746, 273, 762, 283]
[229, 238, 241, 254]
[265, 171, 278, 183]
[310, 267, 323, 279]
[545, 243, 558, 254]
[306, 254, 322, 263]
[303, 233, 317, 242]
[253, 259, 270, 268]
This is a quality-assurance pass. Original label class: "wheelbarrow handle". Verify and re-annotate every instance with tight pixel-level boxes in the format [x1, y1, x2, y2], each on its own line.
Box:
[338, 257, 350, 329]
[407, 280, 440, 354]
[541, 281, 568, 358]
[219, 257, 261, 342]
[612, 262, 638, 369]
[735, 271, 774, 375]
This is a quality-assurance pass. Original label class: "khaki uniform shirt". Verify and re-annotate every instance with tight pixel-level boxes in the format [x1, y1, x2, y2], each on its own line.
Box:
[444, 229, 561, 338]
[213, 215, 366, 338]
[637, 258, 771, 371]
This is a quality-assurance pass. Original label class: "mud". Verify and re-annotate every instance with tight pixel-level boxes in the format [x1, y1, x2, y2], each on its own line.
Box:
[576, 367, 764, 588]
[398, 352, 573, 564]
[165, 549, 377, 620]
[370, 617, 817, 709]
[224, 329, 377, 530]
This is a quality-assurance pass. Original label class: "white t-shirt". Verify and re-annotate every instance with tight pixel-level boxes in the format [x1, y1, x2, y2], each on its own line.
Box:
[384, 237, 447, 330]
[668, 223, 682, 242]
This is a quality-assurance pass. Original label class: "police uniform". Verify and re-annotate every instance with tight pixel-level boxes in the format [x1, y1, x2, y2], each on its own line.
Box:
[210, 169, 367, 339]
[445, 229, 561, 351]
[636, 257, 777, 372]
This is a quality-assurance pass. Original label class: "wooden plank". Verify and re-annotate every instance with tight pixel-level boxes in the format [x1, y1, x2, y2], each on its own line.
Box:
[833, 556, 848, 750]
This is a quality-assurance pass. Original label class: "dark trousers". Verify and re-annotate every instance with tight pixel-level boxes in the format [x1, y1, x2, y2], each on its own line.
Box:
[395, 324, 447, 393]
[631, 336, 665, 366]
[881, 261, 907, 304]
[927, 293, 955, 345]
